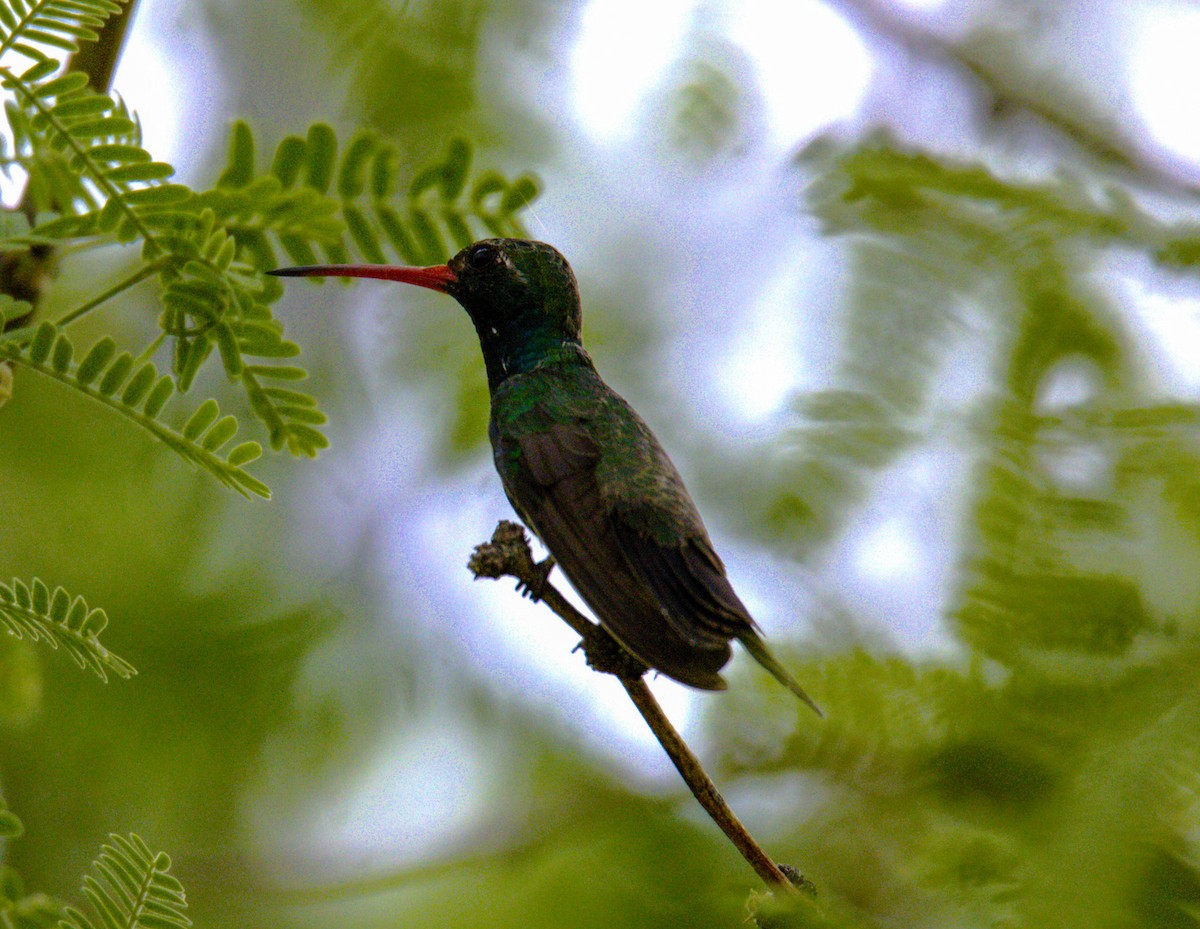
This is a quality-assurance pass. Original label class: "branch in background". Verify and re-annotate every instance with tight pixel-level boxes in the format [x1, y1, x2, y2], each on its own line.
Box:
[3, 0, 141, 334]
[468, 520, 814, 895]
[66, 0, 140, 92]
[827, 0, 1196, 195]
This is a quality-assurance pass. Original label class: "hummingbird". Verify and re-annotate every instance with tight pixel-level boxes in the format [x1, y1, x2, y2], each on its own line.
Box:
[271, 238, 819, 713]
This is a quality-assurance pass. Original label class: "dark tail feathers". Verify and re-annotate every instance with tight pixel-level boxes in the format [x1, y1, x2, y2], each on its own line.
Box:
[738, 630, 823, 717]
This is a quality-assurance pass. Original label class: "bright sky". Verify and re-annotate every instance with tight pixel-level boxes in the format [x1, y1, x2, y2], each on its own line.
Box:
[569, 0, 873, 150]
[1128, 5, 1200, 167]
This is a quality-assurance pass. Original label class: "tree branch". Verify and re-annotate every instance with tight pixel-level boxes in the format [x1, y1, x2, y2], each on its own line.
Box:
[468, 520, 813, 894]
[67, 0, 140, 94]
[3, 0, 143, 333]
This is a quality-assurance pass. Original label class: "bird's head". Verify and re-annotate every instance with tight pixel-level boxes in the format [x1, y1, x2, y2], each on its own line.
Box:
[270, 238, 586, 389]
[269, 237, 583, 344]
[447, 239, 582, 342]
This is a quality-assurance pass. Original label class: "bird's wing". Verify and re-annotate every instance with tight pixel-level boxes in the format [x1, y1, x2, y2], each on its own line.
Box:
[615, 510, 822, 715]
[610, 520, 757, 645]
[507, 420, 731, 689]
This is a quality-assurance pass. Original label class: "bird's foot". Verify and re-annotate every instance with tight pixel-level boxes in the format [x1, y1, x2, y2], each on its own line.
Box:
[777, 864, 817, 895]
[516, 555, 556, 602]
[575, 625, 648, 680]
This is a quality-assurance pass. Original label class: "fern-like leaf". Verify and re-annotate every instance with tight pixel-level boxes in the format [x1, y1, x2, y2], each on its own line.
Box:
[4, 90, 540, 459]
[0, 799, 23, 837]
[1, 60, 186, 245]
[0, 0, 123, 63]
[61, 834, 190, 929]
[154, 211, 329, 456]
[204, 122, 541, 268]
[0, 322, 270, 497]
[0, 577, 134, 681]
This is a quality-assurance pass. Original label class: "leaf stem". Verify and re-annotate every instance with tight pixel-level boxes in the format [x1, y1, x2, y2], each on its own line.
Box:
[54, 261, 161, 328]
[131, 331, 166, 367]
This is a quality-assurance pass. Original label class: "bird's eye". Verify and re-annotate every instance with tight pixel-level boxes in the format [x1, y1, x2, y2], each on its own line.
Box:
[467, 243, 498, 270]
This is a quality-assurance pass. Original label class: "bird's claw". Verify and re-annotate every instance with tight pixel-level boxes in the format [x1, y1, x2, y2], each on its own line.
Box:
[777, 864, 817, 894]
[576, 625, 648, 680]
[516, 555, 556, 601]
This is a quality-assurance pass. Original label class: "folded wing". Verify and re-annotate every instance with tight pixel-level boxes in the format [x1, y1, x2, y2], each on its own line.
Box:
[507, 421, 732, 689]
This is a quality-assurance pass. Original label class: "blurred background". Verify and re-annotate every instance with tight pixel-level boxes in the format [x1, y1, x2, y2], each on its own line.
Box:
[3, 0, 1200, 926]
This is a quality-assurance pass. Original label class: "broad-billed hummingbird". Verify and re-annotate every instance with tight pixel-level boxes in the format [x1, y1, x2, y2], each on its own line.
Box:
[271, 238, 819, 713]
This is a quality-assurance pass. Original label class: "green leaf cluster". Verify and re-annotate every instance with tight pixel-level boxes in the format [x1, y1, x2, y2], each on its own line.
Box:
[0, 0, 540, 700]
[206, 122, 538, 269]
[0, 0, 121, 62]
[0, 2, 540, 479]
[0, 576, 134, 681]
[1, 321, 268, 497]
[0, 0, 539, 693]
[704, 135, 1200, 929]
[0, 832, 188, 929]
[0, 862, 64, 929]
[1, 49, 325, 460]
[62, 834, 189, 929]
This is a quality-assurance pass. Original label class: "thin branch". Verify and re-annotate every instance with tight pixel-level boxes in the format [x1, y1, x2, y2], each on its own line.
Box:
[468, 520, 811, 893]
[617, 676, 797, 888]
[68, 0, 141, 93]
[54, 260, 161, 328]
[3, 0, 143, 329]
[828, 0, 1200, 198]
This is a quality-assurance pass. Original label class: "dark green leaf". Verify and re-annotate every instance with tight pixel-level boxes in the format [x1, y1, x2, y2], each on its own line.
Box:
[76, 337, 117, 385]
[217, 119, 255, 188]
[303, 123, 337, 193]
[51, 333, 73, 373]
[270, 134, 307, 188]
[104, 161, 175, 184]
[441, 137, 471, 199]
[337, 131, 376, 199]
[97, 352, 133, 396]
[120, 363, 157, 407]
[200, 415, 239, 452]
[500, 174, 541, 214]
[28, 321, 55, 364]
[142, 375, 175, 418]
[182, 399, 220, 441]
[227, 441, 262, 467]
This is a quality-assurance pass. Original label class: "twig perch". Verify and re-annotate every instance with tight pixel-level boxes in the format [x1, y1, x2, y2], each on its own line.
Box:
[468, 520, 810, 893]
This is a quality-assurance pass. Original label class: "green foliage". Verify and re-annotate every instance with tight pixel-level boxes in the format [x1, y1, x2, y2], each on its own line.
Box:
[0, 799, 22, 838]
[0, 577, 134, 682]
[0, 72, 542, 463]
[2, 65, 182, 245]
[713, 640, 1200, 927]
[1, 810, 185, 929]
[695, 134, 1200, 929]
[294, 0, 481, 130]
[0, 0, 121, 62]
[0, 863, 65, 929]
[0, 55, 328, 459]
[749, 134, 1200, 561]
[197, 121, 539, 467]
[204, 120, 539, 269]
[662, 57, 745, 162]
[0, 322, 269, 498]
[765, 389, 919, 557]
[60, 834, 189, 929]
[1, 34, 540, 472]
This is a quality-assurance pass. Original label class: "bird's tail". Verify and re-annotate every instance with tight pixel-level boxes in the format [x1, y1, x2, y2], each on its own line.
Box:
[738, 631, 823, 718]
